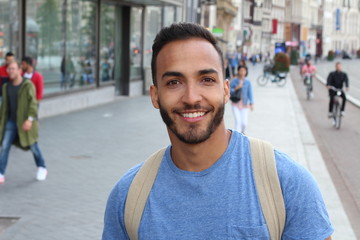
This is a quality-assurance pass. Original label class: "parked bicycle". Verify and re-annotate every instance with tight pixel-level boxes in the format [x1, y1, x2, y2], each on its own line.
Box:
[330, 86, 343, 129]
[257, 71, 287, 87]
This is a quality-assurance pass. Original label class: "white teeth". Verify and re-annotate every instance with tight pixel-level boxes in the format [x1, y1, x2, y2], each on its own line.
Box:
[181, 112, 205, 118]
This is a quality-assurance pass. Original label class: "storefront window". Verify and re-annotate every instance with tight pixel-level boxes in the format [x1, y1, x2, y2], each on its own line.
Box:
[144, 6, 161, 68]
[0, 1, 18, 61]
[100, 4, 115, 83]
[163, 6, 175, 26]
[26, 0, 96, 94]
[175, 6, 182, 22]
[130, 7, 143, 80]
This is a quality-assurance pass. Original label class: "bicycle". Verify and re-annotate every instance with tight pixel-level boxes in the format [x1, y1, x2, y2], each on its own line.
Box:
[330, 87, 343, 129]
[257, 71, 287, 87]
[303, 73, 314, 100]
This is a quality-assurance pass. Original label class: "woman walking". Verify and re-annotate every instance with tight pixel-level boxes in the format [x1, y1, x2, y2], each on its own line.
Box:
[230, 65, 254, 134]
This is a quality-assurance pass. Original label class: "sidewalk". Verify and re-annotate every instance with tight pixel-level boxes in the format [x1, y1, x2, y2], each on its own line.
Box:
[238, 63, 356, 239]
[0, 63, 356, 239]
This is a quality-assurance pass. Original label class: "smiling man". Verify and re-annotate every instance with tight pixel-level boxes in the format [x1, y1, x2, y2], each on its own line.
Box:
[102, 23, 333, 240]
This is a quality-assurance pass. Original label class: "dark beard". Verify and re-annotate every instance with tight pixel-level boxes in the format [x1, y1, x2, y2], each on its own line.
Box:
[158, 102, 225, 144]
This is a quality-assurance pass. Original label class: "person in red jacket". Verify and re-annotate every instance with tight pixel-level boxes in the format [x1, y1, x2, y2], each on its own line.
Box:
[21, 56, 44, 102]
[0, 52, 16, 102]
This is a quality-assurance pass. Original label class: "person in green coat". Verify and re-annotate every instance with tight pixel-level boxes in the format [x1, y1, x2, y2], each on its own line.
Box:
[0, 61, 47, 184]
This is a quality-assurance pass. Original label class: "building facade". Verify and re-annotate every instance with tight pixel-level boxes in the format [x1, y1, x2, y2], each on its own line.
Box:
[0, 0, 186, 107]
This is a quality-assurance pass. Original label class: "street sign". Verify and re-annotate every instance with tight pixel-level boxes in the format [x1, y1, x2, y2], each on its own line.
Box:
[336, 8, 341, 31]
[212, 28, 224, 37]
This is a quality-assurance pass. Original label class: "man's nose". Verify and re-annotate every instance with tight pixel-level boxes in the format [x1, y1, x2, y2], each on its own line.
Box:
[182, 83, 202, 104]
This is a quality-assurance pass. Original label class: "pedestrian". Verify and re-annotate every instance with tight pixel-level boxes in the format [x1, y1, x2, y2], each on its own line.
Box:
[21, 56, 44, 102]
[326, 62, 349, 117]
[224, 58, 233, 80]
[230, 65, 254, 134]
[101, 58, 111, 82]
[60, 56, 75, 89]
[0, 61, 47, 184]
[301, 59, 316, 97]
[0, 52, 15, 103]
[239, 59, 247, 67]
[229, 52, 238, 75]
[102, 23, 333, 240]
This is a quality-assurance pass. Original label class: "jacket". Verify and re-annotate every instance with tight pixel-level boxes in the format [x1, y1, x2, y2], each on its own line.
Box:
[230, 77, 254, 105]
[326, 71, 349, 89]
[0, 79, 39, 149]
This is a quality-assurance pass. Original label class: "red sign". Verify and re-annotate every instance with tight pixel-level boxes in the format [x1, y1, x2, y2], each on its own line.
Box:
[272, 19, 278, 34]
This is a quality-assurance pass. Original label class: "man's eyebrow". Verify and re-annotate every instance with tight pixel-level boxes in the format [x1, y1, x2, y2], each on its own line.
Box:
[161, 71, 184, 79]
[198, 69, 218, 75]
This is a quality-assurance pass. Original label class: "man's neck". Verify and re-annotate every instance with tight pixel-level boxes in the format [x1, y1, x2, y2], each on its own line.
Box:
[11, 76, 23, 86]
[26, 67, 34, 74]
[168, 122, 231, 172]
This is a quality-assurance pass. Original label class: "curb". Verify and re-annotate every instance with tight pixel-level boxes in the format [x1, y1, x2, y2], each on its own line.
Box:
[316, 74, 360, 108]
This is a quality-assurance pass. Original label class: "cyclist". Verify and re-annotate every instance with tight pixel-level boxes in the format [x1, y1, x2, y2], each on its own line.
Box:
[326, 62, 349, 117]
[302, 59, 316, 97]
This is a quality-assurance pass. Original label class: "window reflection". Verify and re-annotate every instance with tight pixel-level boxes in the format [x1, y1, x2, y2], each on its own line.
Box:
[100, 4, 115, 83]
[0, 1, 18, 61]
[130, 7, 143, 80]
[26, 0, 97, 94]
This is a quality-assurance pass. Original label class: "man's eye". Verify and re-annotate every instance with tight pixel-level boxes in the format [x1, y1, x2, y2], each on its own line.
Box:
[203, 77, 215, 83]
[167, 80, 181, 86]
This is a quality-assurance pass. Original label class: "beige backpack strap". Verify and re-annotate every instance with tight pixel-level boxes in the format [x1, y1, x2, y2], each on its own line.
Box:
[249, 137, 286, 240]
[124, 147, 167, 240]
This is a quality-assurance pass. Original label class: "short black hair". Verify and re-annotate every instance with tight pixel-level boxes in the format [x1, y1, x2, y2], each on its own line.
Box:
[21, 56, 33, 66]
[5, 52, 14, 58]
[151, 22, 224, 86]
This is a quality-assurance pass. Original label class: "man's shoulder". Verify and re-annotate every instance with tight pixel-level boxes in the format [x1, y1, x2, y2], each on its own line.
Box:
[33, 71, 43, 79]
[0, 65, 7, 75]
[274, 150, 309, 178]
[111, 162, 144, 197]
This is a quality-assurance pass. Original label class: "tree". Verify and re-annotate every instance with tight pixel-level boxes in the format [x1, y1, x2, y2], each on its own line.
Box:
[36, 0, 61, 57]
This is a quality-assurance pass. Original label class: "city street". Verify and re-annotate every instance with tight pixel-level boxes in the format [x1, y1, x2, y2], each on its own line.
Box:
[291, 60, 360, 238]
[316, 58, 360, 103]
[0, 62, 357, 239]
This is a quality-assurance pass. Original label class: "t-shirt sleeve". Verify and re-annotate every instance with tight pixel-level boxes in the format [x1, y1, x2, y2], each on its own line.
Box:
[275, 151, 334, 240]
[102, 164, 142, 240]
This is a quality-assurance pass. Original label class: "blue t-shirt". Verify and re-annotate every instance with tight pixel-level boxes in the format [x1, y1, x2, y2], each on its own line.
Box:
[103, 131, 333, 240]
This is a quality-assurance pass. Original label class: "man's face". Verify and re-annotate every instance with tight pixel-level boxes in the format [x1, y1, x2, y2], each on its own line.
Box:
[21, 61, 29, 72]
[150, 38, 230, 144]
[5, 56, 15, 66]
[336, 63, 342, 71]
[7, 62, 21, 80]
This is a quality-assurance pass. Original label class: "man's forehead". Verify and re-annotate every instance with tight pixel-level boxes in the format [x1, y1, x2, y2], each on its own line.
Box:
[157, 39, 222, 66]
[8, 62, 18, 68]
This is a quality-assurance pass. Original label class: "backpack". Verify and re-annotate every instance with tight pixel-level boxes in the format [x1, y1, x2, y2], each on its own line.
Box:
[124, 137, 286, 240]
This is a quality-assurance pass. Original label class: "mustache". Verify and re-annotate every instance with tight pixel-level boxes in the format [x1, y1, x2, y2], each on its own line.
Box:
[172, 104, 214, 113]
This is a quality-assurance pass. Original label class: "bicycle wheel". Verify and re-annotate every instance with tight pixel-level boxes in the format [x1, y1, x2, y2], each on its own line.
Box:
[306, 86, 311, 100]
[257, 74, 268, 86]
[335, 103, 342, 129]
[276, 76, 287, 87]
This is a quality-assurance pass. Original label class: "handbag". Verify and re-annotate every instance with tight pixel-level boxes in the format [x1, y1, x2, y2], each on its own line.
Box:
[230, 88, 242, 103]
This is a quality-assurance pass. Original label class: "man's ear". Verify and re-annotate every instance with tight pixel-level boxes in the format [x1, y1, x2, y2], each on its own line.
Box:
[150, 85, 159, 109]
[224, 79, 230, 104]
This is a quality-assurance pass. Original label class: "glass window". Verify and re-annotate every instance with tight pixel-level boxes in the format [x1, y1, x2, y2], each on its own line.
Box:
[68, 0, 97, 89]
[0, 1, 18, 62]
[26, 0, 97, 95]
[163, 6, 175, 26]
[100, 4, 115, 83]
[144, 6, 161, 68]
[130, 7, 143, 80]
[175, 6, 183, 22]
